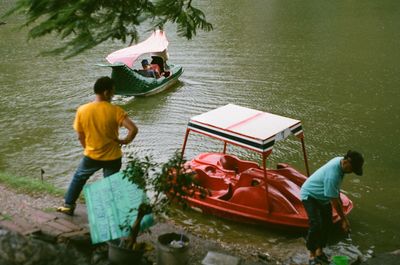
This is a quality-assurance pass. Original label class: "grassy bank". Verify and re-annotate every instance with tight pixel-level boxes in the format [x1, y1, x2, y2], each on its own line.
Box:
[0, 171, 64, 197]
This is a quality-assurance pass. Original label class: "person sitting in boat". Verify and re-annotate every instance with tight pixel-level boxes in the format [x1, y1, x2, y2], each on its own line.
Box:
[150, 56, 170, 77]
[137, 59, 160, 78]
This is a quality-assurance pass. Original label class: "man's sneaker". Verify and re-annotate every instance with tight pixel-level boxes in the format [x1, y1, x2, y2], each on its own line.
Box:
[56, 204, 75, 216]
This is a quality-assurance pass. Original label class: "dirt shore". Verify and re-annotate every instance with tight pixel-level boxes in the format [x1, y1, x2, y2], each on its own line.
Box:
[2, 184, 398, 265]
[0, 183, 313, 264]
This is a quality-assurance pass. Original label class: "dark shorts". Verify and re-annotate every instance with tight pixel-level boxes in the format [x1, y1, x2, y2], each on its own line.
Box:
[302, 197, 333, 252]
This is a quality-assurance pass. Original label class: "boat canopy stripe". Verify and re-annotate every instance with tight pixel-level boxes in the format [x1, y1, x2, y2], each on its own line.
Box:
[290, 124, 303, 136]
[188, 122, 275, 153]
[187, 104, 303, 154]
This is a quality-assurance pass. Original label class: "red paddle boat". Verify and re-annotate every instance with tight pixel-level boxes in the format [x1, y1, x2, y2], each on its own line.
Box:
[180, 104, 353, 229]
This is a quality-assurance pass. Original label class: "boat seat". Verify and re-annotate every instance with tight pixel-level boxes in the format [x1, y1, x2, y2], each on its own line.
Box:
[229, 186, 298, 214]
[219, 155, 260, 174]
[203, 165, 216, 174]
[194, 168, 229, 192]
[235, 171, 264, 188]
[219, 155, 239, 173]
[229, 186, 268, 210]
[236, 168, 301, 204]
[274, 163, 307, 187]
[266, 173, 301, 203]
[194, 153, 225, 168]
[268, 186, 299, 214]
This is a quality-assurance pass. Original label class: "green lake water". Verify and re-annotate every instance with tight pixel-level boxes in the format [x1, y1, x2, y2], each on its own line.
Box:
[1, 0, 399, 254]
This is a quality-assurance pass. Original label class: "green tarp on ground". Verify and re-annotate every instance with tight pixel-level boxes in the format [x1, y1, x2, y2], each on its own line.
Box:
[83, 172, 153, 244]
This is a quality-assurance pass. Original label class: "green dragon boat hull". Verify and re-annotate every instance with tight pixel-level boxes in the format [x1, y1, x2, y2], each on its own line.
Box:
[108, 63, 183, 96]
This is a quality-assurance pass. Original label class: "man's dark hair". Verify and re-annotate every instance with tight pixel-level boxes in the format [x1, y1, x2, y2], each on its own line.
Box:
[344, 150, 364, 176]
[94, 76, 114, 94]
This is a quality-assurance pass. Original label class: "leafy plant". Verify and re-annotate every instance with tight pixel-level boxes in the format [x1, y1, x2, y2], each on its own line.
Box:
[119, 151, 205, 250]
[3, 0, 213, 58]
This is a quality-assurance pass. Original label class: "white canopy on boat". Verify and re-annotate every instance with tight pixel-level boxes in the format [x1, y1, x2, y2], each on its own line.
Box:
[106, 30, 169, 68]
[187, 104, 303, 154]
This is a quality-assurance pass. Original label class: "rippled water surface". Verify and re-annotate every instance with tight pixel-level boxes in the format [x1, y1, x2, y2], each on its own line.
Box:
[1, 0, 399, 253]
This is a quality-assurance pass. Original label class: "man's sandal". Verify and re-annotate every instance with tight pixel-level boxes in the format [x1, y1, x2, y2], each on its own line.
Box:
[56, 204, 75, 216]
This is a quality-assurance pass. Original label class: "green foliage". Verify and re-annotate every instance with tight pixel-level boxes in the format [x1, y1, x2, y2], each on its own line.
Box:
[3, 0, 213, 58]
[154, 0, 213, 39]
[120, 151, 205, 247]
[0, 214, 13, 221]
[0, 171, 64, 197]
[123, 155, 156, 191]
[122, 151, 203, 216]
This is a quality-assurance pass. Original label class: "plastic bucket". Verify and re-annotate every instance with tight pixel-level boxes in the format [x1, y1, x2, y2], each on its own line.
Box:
[108, 240, 144, 264]
[157, 232, 189, 265]
[332, 255, 349, 265]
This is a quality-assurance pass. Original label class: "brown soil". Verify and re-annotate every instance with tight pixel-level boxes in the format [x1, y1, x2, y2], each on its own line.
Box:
[0, 184, 287, 264]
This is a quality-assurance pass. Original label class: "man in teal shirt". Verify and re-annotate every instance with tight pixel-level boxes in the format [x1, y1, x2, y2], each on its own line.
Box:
[301, 150, 364, 265]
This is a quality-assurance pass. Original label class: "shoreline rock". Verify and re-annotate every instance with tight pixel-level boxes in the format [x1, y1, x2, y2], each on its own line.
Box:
[0, 229, 90, 265]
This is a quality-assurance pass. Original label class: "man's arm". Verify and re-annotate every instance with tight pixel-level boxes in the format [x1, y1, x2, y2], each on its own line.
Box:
[118, 117, 138, 145]
[77, 131, 86, 148]
[331, 197, 350, 233]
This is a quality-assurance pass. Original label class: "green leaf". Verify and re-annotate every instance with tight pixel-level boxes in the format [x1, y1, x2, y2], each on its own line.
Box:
[3, 0, 212, 58]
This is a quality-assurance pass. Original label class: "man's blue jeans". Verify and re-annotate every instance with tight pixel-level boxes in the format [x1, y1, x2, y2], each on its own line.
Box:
[64, 156, 122, 206]
[302, 197, 333, 252]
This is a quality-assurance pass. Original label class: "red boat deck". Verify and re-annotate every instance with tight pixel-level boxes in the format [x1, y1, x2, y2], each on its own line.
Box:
[186, 153, 353, 229]
[180, 105, 353, 229]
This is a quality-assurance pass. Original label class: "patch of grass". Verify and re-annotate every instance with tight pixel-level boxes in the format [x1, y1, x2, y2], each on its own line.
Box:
[0, 171, 65, 198]
[43, 207, 57, 213]
[0, 214, 13, 221]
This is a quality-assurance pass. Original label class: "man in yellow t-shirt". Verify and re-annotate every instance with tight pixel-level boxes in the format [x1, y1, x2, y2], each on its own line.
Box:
[57, 76, 138, 215]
